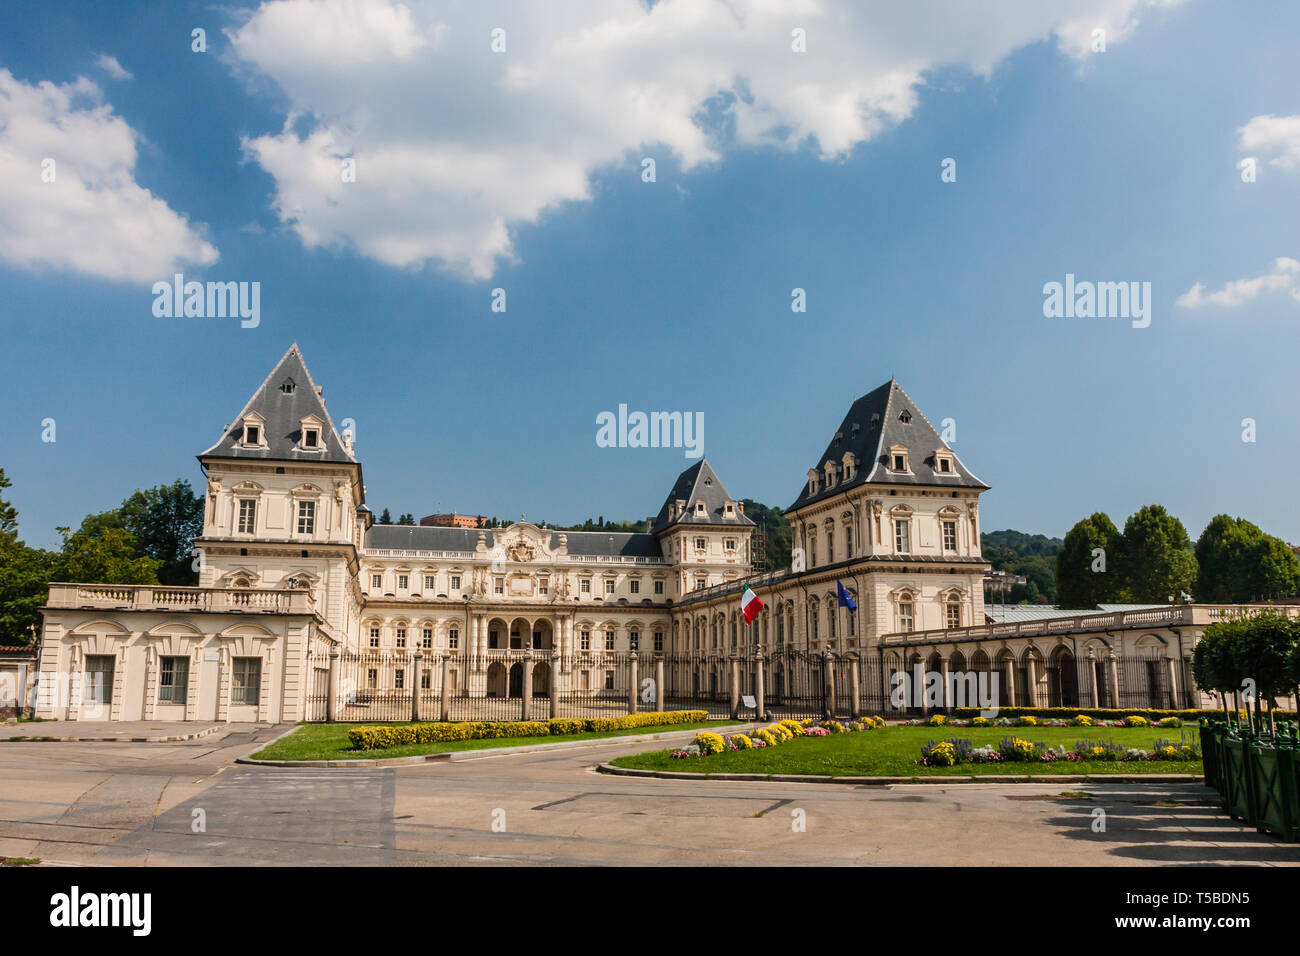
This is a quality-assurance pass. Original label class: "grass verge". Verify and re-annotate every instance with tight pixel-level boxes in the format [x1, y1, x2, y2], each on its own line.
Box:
[253, 719, 742, 761]
[610, 725, 1204, 777]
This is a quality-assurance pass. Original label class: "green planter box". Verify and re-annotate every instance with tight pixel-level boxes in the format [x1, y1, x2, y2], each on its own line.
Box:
[1247, 741, 1293, 840]
[1220, 736, 1253, 822]
[1200, 721, 1220, 790]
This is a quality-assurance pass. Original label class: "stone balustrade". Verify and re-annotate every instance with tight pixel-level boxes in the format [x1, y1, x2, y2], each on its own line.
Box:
[45, 583, 316, 615]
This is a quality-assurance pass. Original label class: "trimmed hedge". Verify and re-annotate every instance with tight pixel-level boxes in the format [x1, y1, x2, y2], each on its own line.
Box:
[347, 710, 709, 751]
[950, 706, 1295, 722]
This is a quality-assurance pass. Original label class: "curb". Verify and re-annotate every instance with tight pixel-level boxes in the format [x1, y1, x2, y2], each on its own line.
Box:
[237, 722, 760, 769]
[0, 725, 223, 744]
[595, 763, 1205, 785]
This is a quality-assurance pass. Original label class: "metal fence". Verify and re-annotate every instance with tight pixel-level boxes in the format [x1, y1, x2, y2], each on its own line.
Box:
[305, 649, 1202, 722]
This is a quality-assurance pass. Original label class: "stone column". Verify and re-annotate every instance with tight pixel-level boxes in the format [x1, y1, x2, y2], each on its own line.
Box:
[1165, 655, 1179, 710]
[521, 649, 534, 721]
[755, 652, 766, 721]
[655, 656, 665, 714]
[823, 652, 835, 719]
[439, 654, 450, 721]
[549, 650, 558, 719]
[1108, 654, 1120, 709]
[1087, 651, 1099, 709]
[326, 647, 340, 722]
[411, 650, 423, 722]
[1004, 658, 1016, 707]
[729, 655, 740, 719]
[849, 654, 862, 719]
[1026, 656, 1038, 709]
[628, 651, 639, 716]
[940, 655, 952, 712]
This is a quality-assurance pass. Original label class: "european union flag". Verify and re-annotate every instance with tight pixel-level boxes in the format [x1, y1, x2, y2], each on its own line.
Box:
[836, 580, 856, 611]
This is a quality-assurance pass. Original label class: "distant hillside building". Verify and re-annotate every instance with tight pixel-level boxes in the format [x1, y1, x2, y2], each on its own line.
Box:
[420, 513, 484, 529]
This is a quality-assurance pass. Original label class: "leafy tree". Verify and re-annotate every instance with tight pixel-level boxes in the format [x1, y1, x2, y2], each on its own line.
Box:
[1116, 504, 1197, 603]
[397, 513, 415, 525]
[1194, 514, 1300, 603]
[741, 499, 792, 572]
[0, 469, 57, 645]
[56, 512, 160, 585]
[378, 508, 393, 525]
[1055, 512, 1122, 607]
[120, 479, 203, 585]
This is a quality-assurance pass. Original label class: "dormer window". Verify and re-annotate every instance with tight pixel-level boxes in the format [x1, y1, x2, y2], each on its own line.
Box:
[842, 452, 857, 480]
[935, 450, 954, 474]
[888, 444, 910, 473]
[899, 409, 912, 423]
[279, 378, 296, 394]
[724, 502, 735, 517]
[807, 469, 819, 495]
[695, 501, 706, 515]
[240, 413, 265, 448]
[824, 462, 837, 488]
[299, 415, 324, 452]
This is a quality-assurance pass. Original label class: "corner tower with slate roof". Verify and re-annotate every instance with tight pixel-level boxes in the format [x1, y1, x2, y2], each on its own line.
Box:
[195, 343, 367, 642]
[782, 378, 990, 639]
[650, 459, 756, 596]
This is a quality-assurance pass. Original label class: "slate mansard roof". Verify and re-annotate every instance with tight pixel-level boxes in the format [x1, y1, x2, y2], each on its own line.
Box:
[365, 524, 664, 559]
[788, 379, 988, 512]
[650, 459, 755, 535]
[199, 343, 358, 466]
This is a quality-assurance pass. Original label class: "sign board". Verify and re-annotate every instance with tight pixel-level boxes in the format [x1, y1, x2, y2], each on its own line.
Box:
[742, 695, 756, 709]
[204, 651, 220, 662]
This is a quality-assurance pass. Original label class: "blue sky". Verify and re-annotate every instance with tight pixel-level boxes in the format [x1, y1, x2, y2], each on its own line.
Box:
[2, 0, 1299, 551]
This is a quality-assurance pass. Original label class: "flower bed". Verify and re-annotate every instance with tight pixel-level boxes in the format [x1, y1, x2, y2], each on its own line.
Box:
[902, 714, 1183, 729]
[915, 733, 1201, 767]
[670, 716, 885, 759]
[347, 709, 708, 750]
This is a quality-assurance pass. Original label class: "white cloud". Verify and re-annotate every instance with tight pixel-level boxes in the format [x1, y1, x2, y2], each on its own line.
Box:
[0, 69, 218, 282]
[228, 0, 1182, 279]
[1176, 258, 1300, 310]
[1238, 114, 1300, 170]
[94, 54, 133, 81]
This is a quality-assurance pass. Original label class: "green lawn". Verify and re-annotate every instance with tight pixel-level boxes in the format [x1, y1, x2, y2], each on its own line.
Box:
[253, 719, 742, 761]
[610, 725, 1204, 777]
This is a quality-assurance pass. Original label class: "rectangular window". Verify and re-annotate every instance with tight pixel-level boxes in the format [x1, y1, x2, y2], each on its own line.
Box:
[367, 668, 378, 689]
[653, 631, 664, 652]
[394, 669, 404, 690]
[581, 630, 591, 651]
[826, 531, 834, 563]
[86, 655, 114, 705]
[899, 601, 914, 632]
[630, 580, 640, 594]
[845, 526, 854, 557]
[245, 425, 260, 445]
[232, 657, 261, 705]
[893, 454, 905, 471]
[450, 575, 461, 590]
[724, 538, 736, 551]
[946, 602, 961, 629]
[695, 537, 706, 550]
[654, 580, 664, 595]
[424, 575, 436, 591]
[304, 428, 318, 448]
[420, 669, 431, 690]
[695, 577, 706, 590]
[422, 628, 433, 649]
[605, 631, 615, 651]
[605, 670, 615, 690]
[369, 627, 380, 648]
[397, 574, 409, 590]
[894, 520, 910, 554]
[448, 628, 459, 649]
[580, 579, 591, 594]
[159, 656, 189, 704]
[630, 631, 640, 651]
[238, 499, 256, 534]
[395, 627, 407, 648]
[539, 579, 549, 595]
[494, 578, 505, 595]
[604, 580, 615, 595]
[297, 500, 315, 535]
[942, 520, 957, 552]
[371, 573, 382, 589]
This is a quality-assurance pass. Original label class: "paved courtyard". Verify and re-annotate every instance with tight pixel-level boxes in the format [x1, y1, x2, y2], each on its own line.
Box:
[0, 727, 1297, 866]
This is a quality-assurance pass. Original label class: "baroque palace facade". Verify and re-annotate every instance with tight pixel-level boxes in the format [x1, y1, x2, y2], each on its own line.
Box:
[36, 344, 1239, 722]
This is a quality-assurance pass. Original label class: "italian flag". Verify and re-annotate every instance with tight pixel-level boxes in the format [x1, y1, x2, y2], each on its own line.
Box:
[741, 584, 765, 624]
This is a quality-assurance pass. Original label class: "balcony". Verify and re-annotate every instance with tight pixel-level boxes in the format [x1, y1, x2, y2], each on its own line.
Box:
[44, 583, 316, 615]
